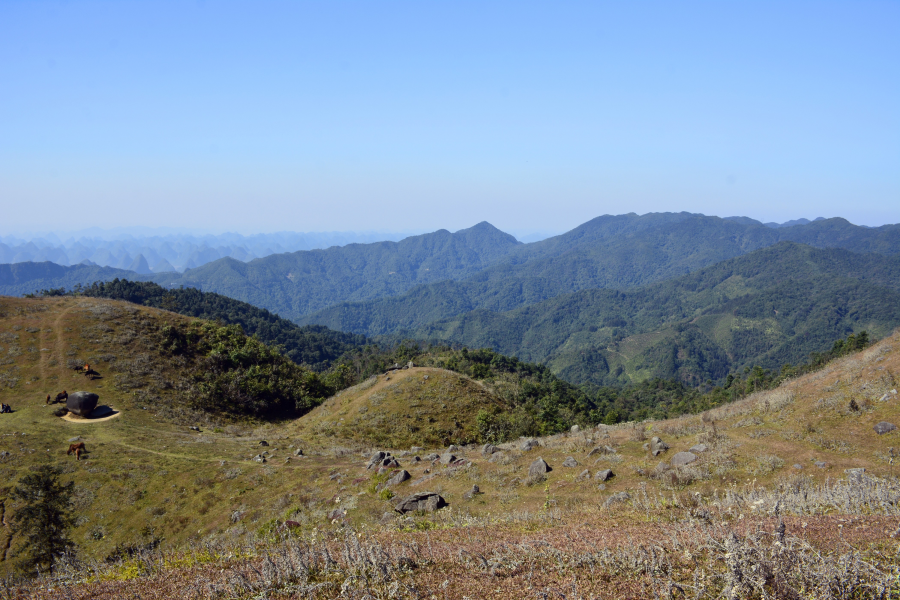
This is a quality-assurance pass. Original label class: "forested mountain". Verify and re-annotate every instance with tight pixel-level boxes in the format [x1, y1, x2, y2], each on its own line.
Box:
[147, 221, 522, 320]
[304, 215, 900, 335]
[374, 243, 900, 387]
[0, 262, 146, 297]
[60, 280, 368, 371]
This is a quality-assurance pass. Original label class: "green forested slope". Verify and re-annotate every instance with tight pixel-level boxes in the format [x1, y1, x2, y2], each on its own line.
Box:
[404, 243, 900, 386]
[304, 215, 900, 334]
[0, 262, 149, 296]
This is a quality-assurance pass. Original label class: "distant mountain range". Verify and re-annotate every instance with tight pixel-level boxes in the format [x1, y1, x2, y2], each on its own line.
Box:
[0, 230, 416, 273]
[2, 212, 898, 389]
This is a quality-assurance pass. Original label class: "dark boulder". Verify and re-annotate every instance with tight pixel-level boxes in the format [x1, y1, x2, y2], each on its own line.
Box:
[387, 470, 411, 486]
[394, 492, 448, 514]
[66, 392, 99, 417]
[649, 437, 669, 456]
[595, 469, 614, 481]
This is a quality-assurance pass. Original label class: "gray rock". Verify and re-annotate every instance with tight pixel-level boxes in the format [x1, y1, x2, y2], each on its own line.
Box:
[410, 446, 424, 453]
[562, 456, 579, 468]
[448, 445, 460, 453]
[792, 464, 803, 470]
[879, 393, 891, 402]
[588, 445, 616, 457]
[520, 439, 539, 451]
[367, 451, 388, 468]
[670, 452, 697, 467]
[815, 461, 829, 469]
[66, 392, 99, 417]
[595, 469, 614, 481]
[387, 470, 411, 486]
[570, 425, 580, 433]
[425, 453, 440, 461]
[528, 457, 551, 477]
[481, 444, 498, 456]
[440, 453, 456, 465]
[689, 444, 708, 453]
[294, 448, 304, 456]
[845, 468, 866, 482]
[68, 436, 82, 442]
[649, 437, 668, 456]
[604, 491, 630, 508]
[597, 483, 606, 491]
[576, 469, 590, 481]
[394, 492, 448, 514]
[253, 455, 266, 463]
[412, 456, 421, 462]
[488, 451, 505, 463]
[874, 421, 897, 435]
[463, 485, 482, 500]
[258, 440, 269, 447]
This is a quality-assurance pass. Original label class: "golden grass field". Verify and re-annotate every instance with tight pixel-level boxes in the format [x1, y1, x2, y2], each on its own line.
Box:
[1, 295, 899, 598]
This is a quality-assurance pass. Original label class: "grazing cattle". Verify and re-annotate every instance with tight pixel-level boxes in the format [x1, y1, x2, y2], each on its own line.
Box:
[46, 394, 51, 405]
[54, 390, 68, 403]
[67, 442, 85, 460]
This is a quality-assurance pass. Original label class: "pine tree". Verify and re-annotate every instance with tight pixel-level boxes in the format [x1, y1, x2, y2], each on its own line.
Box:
[10, 465, 75, 575]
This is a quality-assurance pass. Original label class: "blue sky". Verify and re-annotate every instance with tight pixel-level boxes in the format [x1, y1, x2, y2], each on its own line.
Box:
[1, 1, 897, 235]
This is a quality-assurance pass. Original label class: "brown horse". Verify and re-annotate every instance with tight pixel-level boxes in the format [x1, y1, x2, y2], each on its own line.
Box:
[54, 390, 68, 403]
[67, 442, 85, 460]
[46, 394, 51, 405]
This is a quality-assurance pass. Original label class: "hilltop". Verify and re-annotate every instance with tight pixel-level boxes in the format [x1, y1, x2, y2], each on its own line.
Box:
[1, 295, 899, 596]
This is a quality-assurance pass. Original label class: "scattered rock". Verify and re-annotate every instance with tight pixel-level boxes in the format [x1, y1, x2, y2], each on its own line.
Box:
[562, 457, 579, 468]
[689, 444, 708, 453]
[394, 492, 448, 513]
[587, 445, 616, 457]
[845, 468, 866, 482]
[570, 425, 580, 433]
[520, 439, 539, 451]
[68, 436, 82, 443]
[576, 469, 590, 481]
[412, 456, 421, 462]
[874, 421, 897, 435]
[327, 509, 347, 522]
[597, 483, 606, 491]
[481, 444, 498, 456]
[488, 452, 506, 463]
[189, 426, 200, 432]
[387, 470, 411, 486]
[792, 464, 803, 470]
[604, 491, 630, 508]
[670, 452, 697, 467]
[253, 455, 266, 463]
[258, 440, 269, 447]
[294, 448, 304, 456]
[410, 446, 424, 453]
[815, 461, 829, 469]
[649, 437, 669, 456]
[595, 469, 614, 482]
[439, 453, 456, 465]
[425, 453, 439, 462]
[528, 457, 551, 477]
[448, 445, 460, 453]
[463, 485, 482, 500]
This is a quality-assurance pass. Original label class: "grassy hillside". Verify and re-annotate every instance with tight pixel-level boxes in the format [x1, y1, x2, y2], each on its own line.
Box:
[71, 279, 368, 371]
[404, 243, 900, 386]
[3, 302, 900, 597]
[304, 215, 900, 334]
[295, 367, 510, 448]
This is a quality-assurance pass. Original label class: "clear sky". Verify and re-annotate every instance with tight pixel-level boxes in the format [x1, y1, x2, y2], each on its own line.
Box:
[1, 1, 897, 235]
